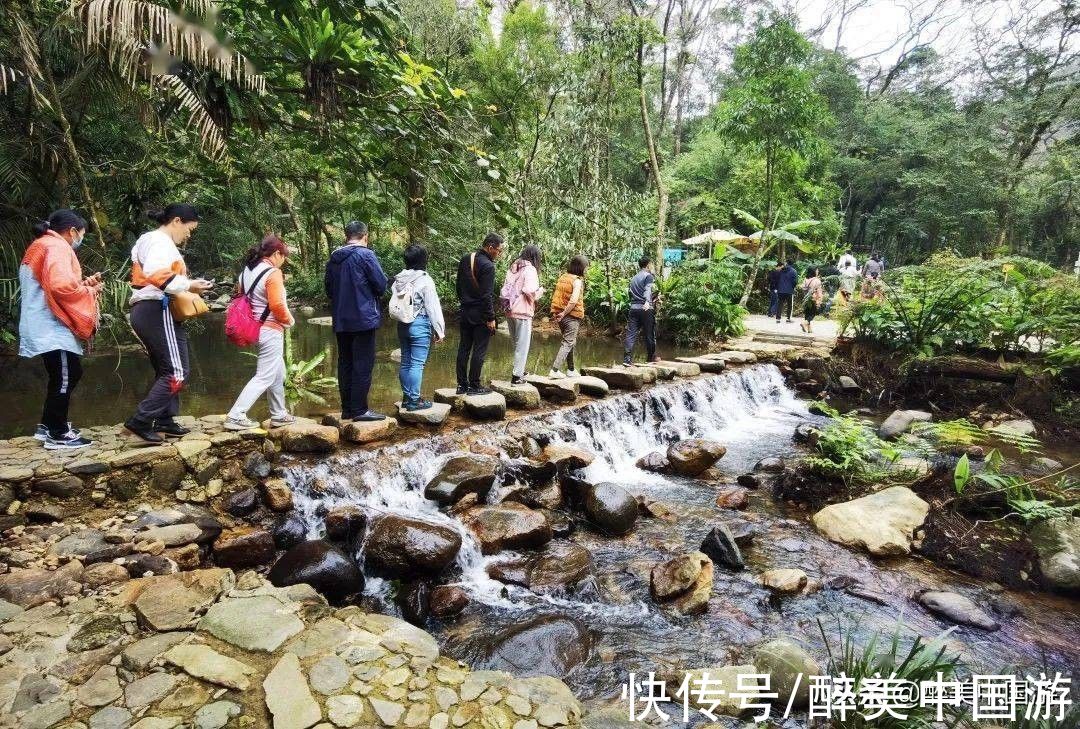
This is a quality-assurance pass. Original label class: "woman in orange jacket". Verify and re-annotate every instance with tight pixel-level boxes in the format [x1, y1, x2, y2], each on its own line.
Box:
[19, 210, 102, 449]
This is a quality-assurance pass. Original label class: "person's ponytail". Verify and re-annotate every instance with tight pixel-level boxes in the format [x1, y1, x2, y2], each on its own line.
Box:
[242, 244, 264, 270]
[148, 203, 199, 226]
[243, 234, 289, 270]
[32, 209, 87, 239]
[32, 220, 51, 237]
[147, 209, 166, 225]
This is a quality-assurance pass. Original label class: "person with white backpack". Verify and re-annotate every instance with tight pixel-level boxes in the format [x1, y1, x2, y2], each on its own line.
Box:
[389, 244, 445, 411]
[501, 245, 543, 384]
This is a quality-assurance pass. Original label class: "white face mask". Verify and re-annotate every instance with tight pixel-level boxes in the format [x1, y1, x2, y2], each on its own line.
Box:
[72, 235, 84, 250]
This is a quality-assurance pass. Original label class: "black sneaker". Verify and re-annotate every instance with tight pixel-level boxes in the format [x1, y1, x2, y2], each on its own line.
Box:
[466, 386, 492, 395]
[353, 410, 387, 422]
[405, 399, 433, 412]
[455, 385, 468, 395]
[44, 431, 93, 450]
[622, 359, 632, 366]
[35, 423, 80, 441]
[510, 376, 525, 385]
[154, 420, 190, 437]
[124, 419, 164, 444]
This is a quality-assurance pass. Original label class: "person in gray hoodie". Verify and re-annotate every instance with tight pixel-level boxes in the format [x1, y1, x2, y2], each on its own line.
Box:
[391, 244, 445, 410]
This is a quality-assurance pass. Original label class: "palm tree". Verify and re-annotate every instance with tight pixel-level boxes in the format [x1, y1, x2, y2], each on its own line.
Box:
[0, 0, 263, 246]
[723, 208, 819, 306]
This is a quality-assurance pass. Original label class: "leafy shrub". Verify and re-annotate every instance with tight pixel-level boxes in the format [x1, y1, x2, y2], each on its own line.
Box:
[583, 262, 630, 328]
[804, 405, 899, 485]
[657, 258, 747, 345]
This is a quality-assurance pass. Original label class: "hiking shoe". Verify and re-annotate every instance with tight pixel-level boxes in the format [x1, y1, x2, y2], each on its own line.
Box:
[44, 431, 93, 450]
[547, 369, 565, 380]
[466, 386, 492, 396]
[154, 420, 190, 437]
[455, 385, 468, 395]
[622, 359, 632, 366]
[269, 414, 296, 428]
[224, 416, 260, 431]
[510, 375, 526, 385]
[35, 422, 80, 441]
[124, 419, 164, 444]
[353, 410, 387, 421]
[566, 369, 579, 378]
[405, 399, 433, 412]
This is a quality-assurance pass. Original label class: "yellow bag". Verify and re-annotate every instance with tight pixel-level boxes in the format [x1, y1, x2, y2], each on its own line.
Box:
[168, 291, 209, 321]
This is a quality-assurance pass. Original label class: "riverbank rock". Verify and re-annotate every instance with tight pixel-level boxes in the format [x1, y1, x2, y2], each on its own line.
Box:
[699, 524, 744, 570]
[425, 454, 498, 504]
[525, 375, 580, 403]
[580, 366, 644, 390]
[754, 638, 820, 708]
[267, 539, 363, 602]
[667, 439, 727, 477]
[433, 388, 465, 412]
[636, 450, 670, 473]
[650, 552, 713, 614]
[364, 514, 462, 577]
[199, 593, 305, 652]
[396, 401, 452, 425]
[0, 561, 83, 607]
[479, 615, 593, 678]
[878, 409, 932, 439]
[487, 541, 593, 592]
[566, 375, 610, 397]
[674, 356, 726, 373]
[464, 391, 508, 420]
[1029, 517, 1080, 592]
[761, 568, 807, 594]
[491, 380, 542, 409]
[462, 503, 552, 555]
[341, 417, 398, 444]
[280, 421, 339, 453]
[917, 590, 1000, 631]
[991, 418, 1037, 438]
[542, 443, 595, 471]
[655, 359, 701, 377]
[583, 482, 638, 536]
[812, 486, 929, 556]
[715, 486, 749, 510]
[212, 526, 275, 569]
[263, 652, 321, 729]
[260, 477, 294, 512]
[430, 585, 470, 618]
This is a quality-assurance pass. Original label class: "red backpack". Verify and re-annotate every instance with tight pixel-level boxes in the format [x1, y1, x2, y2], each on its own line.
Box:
[224, 266, 272, 346]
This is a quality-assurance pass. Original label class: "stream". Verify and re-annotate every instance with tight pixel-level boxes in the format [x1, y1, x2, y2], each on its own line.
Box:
[281, 364, 1080, 711]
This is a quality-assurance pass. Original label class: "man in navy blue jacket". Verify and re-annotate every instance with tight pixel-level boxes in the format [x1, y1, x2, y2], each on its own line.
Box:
[325, 221, 388, 421]
[775, 260, 798, 323]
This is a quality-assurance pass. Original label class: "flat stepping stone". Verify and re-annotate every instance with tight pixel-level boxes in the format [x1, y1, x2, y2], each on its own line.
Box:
[709, 350, 758, 364]
[622, 365, 657, 383]
[524, 375, 579, 403]
[463, 392, 507, 420]
[580, 366, 644, 391]
[433, 388, 465, 412]
[395, 402, 451, 426]
[341, 417, 398, 444]
[563, 375, 609, 397]
[490, 380, 541, 409]
[655, 359, 700, 377]
[674, 356, 726, 373]
[633, 362, 677, 380]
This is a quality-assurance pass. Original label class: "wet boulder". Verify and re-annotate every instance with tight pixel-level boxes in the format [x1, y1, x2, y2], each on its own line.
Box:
[542, 444, 596, 471]
[324, 505, 367, 542]
[878, 409, 932, 440]
[213, 527, 275, 569]
[754, 639, 820, 709]
[430, 586, 469, 618]
[487, 541, 593, 592]
[715, 486, 749, 510]
[503, 458, 558, 486]
[812, 486, 929, 556]
[583, 483, 638, 536]
[478, 615, 593, 678]
[273, 514, 308, 549]
[267, 539, 363, 602]
[650, 552, 713, 615]
[1029, 516, 1080, 592]
[793, 422, 820, 446]
[397, 581, 432, 625]
[917, 590, 999, 631]
[754, 457, 785, 473]
[635, 451, 670, 473]
[761, 568, 807, 594]
[364, 514, 462, 577]
[500, 481, 563, 510]
[224, 488, 259, 517]
[461, 503, 552, 555]
[424, 455, 498, 505]
[699, 524, 744, 570]
[667, 439, 727, 477]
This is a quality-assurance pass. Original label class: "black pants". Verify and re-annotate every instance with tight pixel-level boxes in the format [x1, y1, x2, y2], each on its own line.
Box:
[456, 319, 492, 388]
[776, 294, 794, 321]
[41, 350, 83, 437]
[130, 300, 189, 427]
[624, 308, 656, 362]
[337, 330, 377, 418]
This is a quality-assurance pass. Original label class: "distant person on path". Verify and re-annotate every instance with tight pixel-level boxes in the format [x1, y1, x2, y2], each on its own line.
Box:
[502, 245, 543, 384]
[765, 260, 783, 317]
[389, 244, 445, 411]
[548, 255, 587, 379]
[800, 267, 825, 334]
[455, 232, 503, 394]
[839, 256, 859, 294]
[125, 204, 213, 443]
[836, 250, 857, 272]
[20, 209, 101, 450]
[862, 253, 884, 280]
[325, 221, 389, 421]
[623, 256, 661, 365]
[224, 235, 295, 430]
[775, 260, 798, 323]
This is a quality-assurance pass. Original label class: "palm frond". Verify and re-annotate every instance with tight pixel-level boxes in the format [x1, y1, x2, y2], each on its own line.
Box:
[154, 74, 226, 159]
[733, 207, 764, 230]
[0, 65, 26, 95]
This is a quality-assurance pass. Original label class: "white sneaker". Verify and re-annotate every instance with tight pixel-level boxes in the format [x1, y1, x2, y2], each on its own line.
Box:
[270, 414, 297, 427]
[548, 369, 565, 379]
[224, 416, 259, 430]
[565, 369, 579, 378]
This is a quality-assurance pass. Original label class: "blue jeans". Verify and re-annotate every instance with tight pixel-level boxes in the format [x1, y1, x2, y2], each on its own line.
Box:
[398, 315, 432, 404]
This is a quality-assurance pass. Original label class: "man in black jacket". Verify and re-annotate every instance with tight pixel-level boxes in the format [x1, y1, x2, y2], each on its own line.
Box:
[455, 233, 504, 394]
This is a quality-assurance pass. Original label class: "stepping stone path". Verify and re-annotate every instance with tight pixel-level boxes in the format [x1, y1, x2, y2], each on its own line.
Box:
[562, 375, 610, 397]
[654, 359, 701, 377]
[433, 388, 466, 412]
[396, 401, 451, 425]
[524, 375, 579, 403]
[674, 356, 726, 373]
[490, 380, 542, 409]
[710, 350, 758, 365]
[464, 391, 507, 420]
[580, 366, 644, 390]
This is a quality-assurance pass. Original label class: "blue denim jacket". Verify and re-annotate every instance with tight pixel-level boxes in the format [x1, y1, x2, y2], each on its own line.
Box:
[19, 264, 82, 358]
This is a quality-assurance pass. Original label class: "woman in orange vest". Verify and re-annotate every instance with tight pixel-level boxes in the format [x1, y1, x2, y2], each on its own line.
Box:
[547, 255, 588, 379]
[19, 210, 102, 449]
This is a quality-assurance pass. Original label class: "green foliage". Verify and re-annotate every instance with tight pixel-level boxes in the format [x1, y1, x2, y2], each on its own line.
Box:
[656, 258, 746, 345]
[282, 332, 337, 410]
[817, 618, 965, 729]
[804, 405, 899, 485]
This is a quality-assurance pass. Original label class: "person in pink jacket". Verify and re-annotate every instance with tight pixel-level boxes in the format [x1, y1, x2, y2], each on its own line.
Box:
[501, 245, 543, 384]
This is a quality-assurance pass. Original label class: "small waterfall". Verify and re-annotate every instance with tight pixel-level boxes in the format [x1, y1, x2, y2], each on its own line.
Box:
[285, 363, 807, 608]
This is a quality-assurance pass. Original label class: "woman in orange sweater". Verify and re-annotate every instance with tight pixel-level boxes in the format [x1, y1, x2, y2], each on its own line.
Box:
[224, 235, 296, 430]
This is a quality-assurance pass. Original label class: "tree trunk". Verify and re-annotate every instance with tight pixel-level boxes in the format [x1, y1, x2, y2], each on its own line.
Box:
[266, 180, 305, 261]
[639, 84, 668, 266]
[405, 170, 427, 244]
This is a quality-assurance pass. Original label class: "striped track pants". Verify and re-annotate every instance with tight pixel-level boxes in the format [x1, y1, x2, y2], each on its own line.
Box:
[129, 299, 190, 426]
